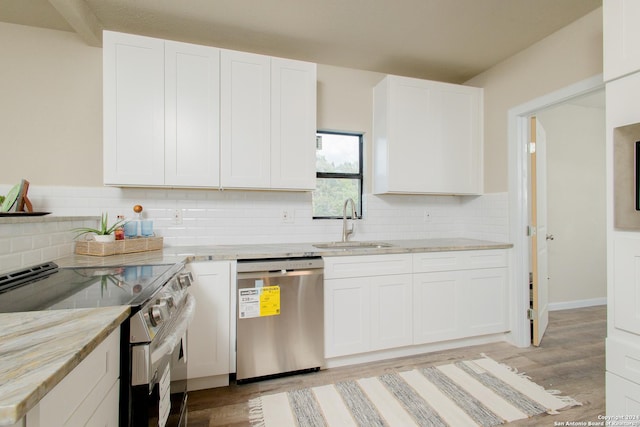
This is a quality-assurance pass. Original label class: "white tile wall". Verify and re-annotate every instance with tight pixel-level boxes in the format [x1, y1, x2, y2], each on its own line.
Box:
[0, 184, 509, 272]
[0, 217, 96, 273]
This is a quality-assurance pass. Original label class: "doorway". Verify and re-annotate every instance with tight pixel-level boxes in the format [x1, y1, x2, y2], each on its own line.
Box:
[508, 75, 605, 348]
[528, 92, 606, 346]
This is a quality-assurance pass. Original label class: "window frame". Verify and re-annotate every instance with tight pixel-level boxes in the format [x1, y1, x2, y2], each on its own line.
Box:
[313, 130, 364, 220]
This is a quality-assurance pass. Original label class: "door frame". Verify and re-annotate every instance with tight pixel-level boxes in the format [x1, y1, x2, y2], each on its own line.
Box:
[507, 74, 603, 347]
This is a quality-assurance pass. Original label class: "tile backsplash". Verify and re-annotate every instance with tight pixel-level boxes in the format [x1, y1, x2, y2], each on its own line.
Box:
[0, 184, 508, 271]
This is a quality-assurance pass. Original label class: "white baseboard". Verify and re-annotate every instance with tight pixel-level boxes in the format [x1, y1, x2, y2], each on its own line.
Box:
[548, 297, 607, 311]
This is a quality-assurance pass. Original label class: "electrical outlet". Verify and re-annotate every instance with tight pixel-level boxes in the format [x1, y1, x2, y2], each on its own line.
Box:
[174, 209, 183, 225]
[282, 210, 294, 224]
[424, 210, 432, 222]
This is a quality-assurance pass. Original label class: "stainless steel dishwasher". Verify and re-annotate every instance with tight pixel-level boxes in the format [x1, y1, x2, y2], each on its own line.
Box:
[236, 257, 324, 382]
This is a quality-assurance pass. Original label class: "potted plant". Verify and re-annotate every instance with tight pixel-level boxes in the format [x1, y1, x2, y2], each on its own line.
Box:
[73, 212, 127, 243]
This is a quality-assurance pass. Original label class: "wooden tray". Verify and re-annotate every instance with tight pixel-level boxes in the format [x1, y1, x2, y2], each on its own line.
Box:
[75, 237, 163, 256]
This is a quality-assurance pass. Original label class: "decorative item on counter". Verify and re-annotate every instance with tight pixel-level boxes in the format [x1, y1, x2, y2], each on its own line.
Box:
[129, 204, 153, 237]
[0, 179, 50, 216]
[114, 215, 125, 240]
[73, 205, 163, 256]
[72, 212, 127, 243]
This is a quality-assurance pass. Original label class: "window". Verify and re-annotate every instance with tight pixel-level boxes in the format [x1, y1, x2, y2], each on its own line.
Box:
[313, 131, 363, 219]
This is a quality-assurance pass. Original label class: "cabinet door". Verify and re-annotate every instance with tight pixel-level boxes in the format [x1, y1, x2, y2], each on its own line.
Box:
[27, 329, 120, 427]
[165, 41, 220, 187]
[84, 381, 119, 427]
[220, 50, 271, 189]
[437, 84, 483, 194]
[604, 0, 640, 82]
[370, 274, 413, 351]
[186, 262, 231, 378]
[606, 372, 640, 416]
[413, 271, 462, 344]
[103, 31, 165, 186]
[461, 267, 508, 336]
[383, 76, 437, 194]
[270, 58, 317, 190]
[373, 75, 482, 195]
[613, 236, 640, 335]
[324, 278, 371, 358]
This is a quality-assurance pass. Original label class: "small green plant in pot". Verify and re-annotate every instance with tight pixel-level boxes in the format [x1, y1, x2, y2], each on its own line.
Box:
[73, 213, 126, 242]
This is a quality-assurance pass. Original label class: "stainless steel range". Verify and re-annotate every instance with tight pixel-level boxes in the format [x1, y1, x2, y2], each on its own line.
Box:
[0, 261, 195, 427]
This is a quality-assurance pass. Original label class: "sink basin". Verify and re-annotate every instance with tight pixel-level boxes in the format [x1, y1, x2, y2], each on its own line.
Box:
[313, 241, 394, 249]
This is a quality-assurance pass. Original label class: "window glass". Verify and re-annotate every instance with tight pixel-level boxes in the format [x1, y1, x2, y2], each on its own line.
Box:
[316, 134, 360, 173]
[313, 131, 363, 219]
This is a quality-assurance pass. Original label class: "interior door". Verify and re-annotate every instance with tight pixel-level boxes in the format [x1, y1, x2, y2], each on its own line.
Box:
[530, 116, 550, 346]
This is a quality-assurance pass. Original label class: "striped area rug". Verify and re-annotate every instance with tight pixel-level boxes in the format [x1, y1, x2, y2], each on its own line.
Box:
[248, 356, 580, 427]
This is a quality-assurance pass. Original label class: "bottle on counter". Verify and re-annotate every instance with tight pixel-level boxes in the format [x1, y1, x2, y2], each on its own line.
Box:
[114, 215, 125, 240]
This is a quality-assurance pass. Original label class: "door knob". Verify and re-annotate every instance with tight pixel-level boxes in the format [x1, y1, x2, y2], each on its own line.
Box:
[546, 234, 555, 241]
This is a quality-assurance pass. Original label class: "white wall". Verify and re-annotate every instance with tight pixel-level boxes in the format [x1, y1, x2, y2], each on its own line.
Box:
[537, 101, 606, 306]
[466, 8, 603, 193]
[0, 22, 103, 187]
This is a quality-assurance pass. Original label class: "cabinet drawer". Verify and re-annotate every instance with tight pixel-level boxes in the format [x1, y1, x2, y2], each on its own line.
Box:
[323, 254, 412, 279]
[413, 250, 507, 273]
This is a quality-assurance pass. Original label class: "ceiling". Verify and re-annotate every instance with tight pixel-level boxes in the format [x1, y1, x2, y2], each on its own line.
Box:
[0, 0, 601, 83]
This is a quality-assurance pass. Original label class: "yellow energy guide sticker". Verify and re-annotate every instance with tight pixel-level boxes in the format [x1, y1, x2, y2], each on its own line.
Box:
[238, 284, 281, 319]
[259, 285, 280, 317]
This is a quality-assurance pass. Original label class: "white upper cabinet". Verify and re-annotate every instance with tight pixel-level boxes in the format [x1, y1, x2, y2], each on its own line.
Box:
[104, 31, 220, 187]
[165, 41, 220, 187]
[373, 75, 483, 195]
[103, 31, 165, 186]
[270, 58, 317, 190]
[604, 0, 640, 82]
[220, 50, 271, 188]
[220, 51, 317, 190]
[104, 31, 316, 190]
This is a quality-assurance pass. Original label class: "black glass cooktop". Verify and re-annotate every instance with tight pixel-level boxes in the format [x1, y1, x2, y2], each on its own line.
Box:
[0, 263, 177, 313]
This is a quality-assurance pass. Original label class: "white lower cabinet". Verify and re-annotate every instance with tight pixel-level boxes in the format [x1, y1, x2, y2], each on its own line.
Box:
[413, 267, 508, 344]
[324, 277, 371, 357]
[413, 271, 461, 343]
[25, 328, 120, 427]
[185, 261, 232, 389]
[370, 274, 413, 351]
[324, 250, 509, 360]
[606, 372, 640, 416]
[324, 273, 412, 358]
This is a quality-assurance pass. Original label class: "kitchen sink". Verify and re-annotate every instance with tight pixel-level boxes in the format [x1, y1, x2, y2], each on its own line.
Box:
[313, 241, 394, 249]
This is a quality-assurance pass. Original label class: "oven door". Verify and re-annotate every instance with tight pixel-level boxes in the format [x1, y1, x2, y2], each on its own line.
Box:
[130, 294, 195, 427]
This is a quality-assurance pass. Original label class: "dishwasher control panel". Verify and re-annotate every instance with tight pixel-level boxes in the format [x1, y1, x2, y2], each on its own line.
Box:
[236, 257, 324, 273]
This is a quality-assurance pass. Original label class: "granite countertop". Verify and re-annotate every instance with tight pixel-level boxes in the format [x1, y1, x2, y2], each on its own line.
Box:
[171, 237, 513, 261]
[55, 237, 513, 267]
[1, 237, 511, 425]
[0, 306, 129, 426]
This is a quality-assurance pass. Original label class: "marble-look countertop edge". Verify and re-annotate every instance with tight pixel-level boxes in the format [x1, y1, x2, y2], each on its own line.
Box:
[0, 306, 130, 426]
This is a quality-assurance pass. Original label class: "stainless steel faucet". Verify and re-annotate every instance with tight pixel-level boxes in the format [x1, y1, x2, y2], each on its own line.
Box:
[342, 198, 357, 242]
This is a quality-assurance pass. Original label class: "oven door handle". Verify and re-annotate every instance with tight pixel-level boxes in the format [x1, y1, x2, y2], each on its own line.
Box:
[151, 293, 195, 365]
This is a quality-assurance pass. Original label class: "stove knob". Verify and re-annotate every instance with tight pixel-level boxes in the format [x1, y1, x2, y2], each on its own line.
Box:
[177, 272, 194, 289]
[149, 305, 163, 327]
[161, 295, 174, 309]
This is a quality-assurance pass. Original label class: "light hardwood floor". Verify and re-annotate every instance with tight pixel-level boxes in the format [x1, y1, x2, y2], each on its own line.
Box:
[188, 305, 606, 426]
